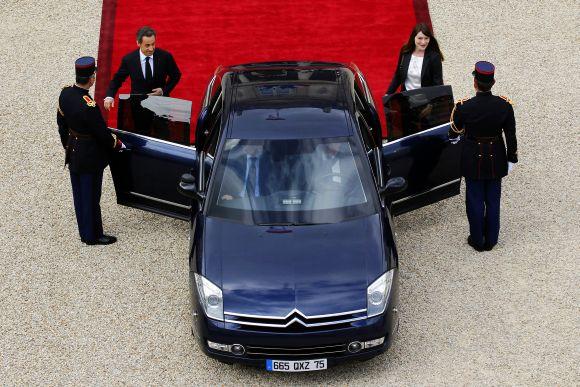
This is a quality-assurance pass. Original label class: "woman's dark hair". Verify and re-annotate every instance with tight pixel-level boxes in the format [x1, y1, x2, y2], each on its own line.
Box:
[401, 23, 444, 61]
[137, 26, 156, 43]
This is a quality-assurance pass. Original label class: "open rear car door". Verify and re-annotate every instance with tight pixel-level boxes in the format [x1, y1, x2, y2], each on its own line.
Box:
[381, 85, 461, 215]
[108, 94, 197, 220]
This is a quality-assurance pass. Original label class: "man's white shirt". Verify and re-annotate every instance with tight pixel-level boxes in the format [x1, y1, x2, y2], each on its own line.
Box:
[322, 152, 342, 183]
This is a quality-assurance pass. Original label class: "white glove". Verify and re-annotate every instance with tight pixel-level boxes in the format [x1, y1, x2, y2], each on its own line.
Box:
[508, 162, 515, 173]
[104, 97, 115, 111]
[449, 136, 461, 145]
[121, 142, 127, 150]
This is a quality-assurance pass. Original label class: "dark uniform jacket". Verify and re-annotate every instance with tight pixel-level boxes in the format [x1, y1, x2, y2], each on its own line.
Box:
[105, 48, 181, 98]
[387, 49, 443, 94]
[450, 91, 518, 180]
[57, 85, 120, 173]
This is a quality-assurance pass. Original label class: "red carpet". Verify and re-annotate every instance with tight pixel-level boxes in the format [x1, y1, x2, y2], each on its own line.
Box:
[96, 0, 432, 142]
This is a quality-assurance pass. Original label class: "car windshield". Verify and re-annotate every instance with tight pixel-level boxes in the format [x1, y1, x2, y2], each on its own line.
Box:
[206, 136, 379, 225]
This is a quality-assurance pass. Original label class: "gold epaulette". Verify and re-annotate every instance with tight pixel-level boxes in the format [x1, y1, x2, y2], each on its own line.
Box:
[82, 95, 96, 107]
[62, 84, 72, 89]
[449, 97, 468, 134]
[499, 95, 514, 105]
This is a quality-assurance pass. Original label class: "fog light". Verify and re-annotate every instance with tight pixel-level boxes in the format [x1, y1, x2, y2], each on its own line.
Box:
[230, 344, 245, 356]
[348, 341, 363, 353]
[207, 340, 230, 352]
[207, 294, 221, 307]
[364, 337, 385, 349]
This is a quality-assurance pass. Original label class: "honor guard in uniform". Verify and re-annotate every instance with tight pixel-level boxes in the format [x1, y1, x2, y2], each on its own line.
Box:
[57, 56, 124, 245]
[449, 61, 518, 251]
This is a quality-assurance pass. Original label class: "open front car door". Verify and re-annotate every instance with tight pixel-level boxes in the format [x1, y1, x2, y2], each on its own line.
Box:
[381, 85, 461, 215]
[108, 94, 198, 220]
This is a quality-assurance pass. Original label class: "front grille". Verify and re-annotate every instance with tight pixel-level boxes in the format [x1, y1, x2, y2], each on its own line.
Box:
[224, 308, 367, 332]
[245, 343, 347, 358]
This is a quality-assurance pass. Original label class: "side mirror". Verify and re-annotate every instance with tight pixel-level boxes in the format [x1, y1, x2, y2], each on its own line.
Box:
[379, 176, 407, 196]
[178, 173, 205, 201]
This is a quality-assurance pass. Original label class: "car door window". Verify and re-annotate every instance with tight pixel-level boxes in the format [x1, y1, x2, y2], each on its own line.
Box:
[116, 94, 193, 145]
[354, 82, 382, 145]
[356, 114, 380, 185]
[383, 85, 454, 141]
[197, 88, 224, 192]
[204, 89, 222, 156]
[356, 114, 375, 152]
[196, 86, 223, 148]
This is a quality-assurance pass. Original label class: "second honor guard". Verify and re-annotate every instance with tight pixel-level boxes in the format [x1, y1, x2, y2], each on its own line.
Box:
[449, 61, 518, 252]
[57, 56, 125, 245]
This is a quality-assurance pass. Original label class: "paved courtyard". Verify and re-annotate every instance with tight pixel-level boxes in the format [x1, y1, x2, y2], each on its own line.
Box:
[0, 0, 578, 384]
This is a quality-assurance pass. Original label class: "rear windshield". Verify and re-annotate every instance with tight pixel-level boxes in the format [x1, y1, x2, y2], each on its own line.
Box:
[206, 136, 379, 225]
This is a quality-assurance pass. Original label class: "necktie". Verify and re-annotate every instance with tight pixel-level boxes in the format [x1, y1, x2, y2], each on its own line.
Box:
[246, 157, 258, 197]
[145, 56, 153, 82]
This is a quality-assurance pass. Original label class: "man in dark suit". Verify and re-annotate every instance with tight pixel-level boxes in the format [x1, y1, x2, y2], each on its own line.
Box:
[449, 61, 518, 252]
[220, 143, 274, 201]
[57, 57, 124, 245]
[103, 26, 181, 111]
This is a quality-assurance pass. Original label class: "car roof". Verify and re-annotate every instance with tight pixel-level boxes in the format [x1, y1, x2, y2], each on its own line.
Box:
[221, 62, 356, 140]
[224, 61, 353, 74]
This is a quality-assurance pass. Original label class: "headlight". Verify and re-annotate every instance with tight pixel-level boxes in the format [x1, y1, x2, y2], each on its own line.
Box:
[367, 270, 394, 317]
[194, 273, 224, 321]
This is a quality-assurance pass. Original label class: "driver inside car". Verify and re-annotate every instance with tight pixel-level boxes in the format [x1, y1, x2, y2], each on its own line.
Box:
[305, 141, 363, 209]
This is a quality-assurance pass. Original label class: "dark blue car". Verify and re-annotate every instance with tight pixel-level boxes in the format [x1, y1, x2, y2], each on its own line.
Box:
[109, 62, 460, 372]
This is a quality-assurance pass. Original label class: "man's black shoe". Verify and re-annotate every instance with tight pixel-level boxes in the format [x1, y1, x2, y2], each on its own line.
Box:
[83, 235, 117, 245]
[467, 236, 485, 252]
[484, 243, 495, 251]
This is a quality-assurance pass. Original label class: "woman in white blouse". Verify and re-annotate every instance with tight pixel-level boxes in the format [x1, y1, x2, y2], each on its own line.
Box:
[387, 23, 444, 94]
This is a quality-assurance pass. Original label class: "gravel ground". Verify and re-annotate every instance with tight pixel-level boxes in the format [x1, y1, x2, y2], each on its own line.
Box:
[0, 0, 578, 385]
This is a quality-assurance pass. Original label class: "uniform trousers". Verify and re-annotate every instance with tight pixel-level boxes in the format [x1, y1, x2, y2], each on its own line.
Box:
[69, 170, 104, 242]
[465, 178, 502, 248]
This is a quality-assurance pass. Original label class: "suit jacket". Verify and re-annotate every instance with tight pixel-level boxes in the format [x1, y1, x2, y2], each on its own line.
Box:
[105, 48, 181, 98]
[57, 85, 119, 173]
[221, 152, 275, 198]
[387, 50, 443, 94]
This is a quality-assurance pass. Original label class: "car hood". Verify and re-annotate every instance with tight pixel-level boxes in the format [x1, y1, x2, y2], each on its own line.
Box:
[201, 214, 386, 317]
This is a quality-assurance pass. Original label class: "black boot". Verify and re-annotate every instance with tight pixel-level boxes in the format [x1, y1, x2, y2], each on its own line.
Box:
[467, 236, 485, 252]
[484, 242, 495, 251]
[83, 235, 117, 245]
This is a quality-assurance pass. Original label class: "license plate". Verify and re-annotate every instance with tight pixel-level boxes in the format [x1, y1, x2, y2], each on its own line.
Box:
[266, 359, 327, 372]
